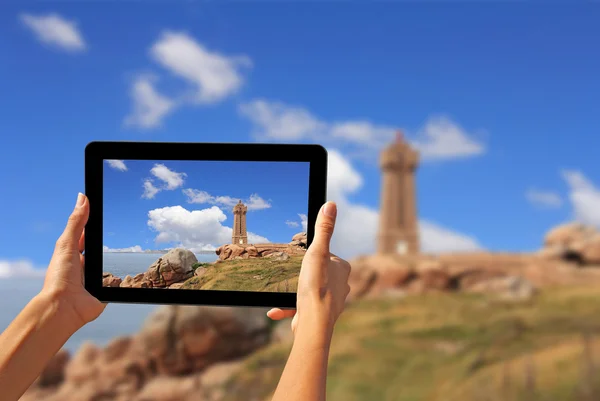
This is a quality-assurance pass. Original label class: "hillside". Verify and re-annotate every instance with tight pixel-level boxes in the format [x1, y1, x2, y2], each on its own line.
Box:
[180, 255, 303, 292]
[220, 286, 600, 401]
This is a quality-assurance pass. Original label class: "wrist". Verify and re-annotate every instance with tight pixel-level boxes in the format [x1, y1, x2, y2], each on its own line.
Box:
[294, 312, 334, 351]
[35, 289, 86, 334]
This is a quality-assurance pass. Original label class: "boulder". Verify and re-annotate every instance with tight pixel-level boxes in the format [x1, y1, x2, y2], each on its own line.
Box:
[34, 349, 70, 387]
[291, 232, 308, 248]
[145, 248, 197, 287]
[467, 275, 536, 301]
[64, 342, 101, 385]
[195, 267, 208, 277]
[246, 245, 259, 258]
[137, 305, 270, 375]
[103, 273, 122, 288]
[582, 234, 600, 265]
[264, 251, 290, 261]
[544, 223, 594, 248]
[121, 273, 153, 288]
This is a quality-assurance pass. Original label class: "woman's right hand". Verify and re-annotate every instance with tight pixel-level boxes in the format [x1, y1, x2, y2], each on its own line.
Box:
[268, 202, 351, 340]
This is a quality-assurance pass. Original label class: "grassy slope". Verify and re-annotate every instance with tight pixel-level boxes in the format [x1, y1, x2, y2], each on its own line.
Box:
[180, 255, 303, 292]
[220, 286, 600, 401]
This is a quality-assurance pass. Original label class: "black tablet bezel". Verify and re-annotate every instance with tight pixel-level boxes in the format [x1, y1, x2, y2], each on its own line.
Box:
[85, 141, 327, 308]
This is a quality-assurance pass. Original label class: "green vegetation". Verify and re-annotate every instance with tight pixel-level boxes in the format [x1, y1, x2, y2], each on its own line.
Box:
[181, 255, 302, 292]
[219, 286, 600, 401]
[191, 262, 210, 271]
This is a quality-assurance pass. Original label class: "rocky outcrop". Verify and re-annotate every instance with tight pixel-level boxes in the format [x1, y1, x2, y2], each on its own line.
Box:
[102, 273, 122, 288]
[348, 254, 539, 301]
[22, 305, 271, 401]
[145, 248, 197, 287]
[540, 223, 600, 265]
[216, 244, 305, 261]
[138, 305, 270, 375]
[289, 232, 307, 248]
[120, 273, 153, 288]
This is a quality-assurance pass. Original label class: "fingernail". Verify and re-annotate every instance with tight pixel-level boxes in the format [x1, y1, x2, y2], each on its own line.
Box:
[76, 193, 85, 208]
[323, 202, 337, 218]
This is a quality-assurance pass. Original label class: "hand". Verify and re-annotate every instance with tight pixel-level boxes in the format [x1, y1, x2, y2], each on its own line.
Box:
[267, 201, 351, 336]
[41, 193, 106, 329]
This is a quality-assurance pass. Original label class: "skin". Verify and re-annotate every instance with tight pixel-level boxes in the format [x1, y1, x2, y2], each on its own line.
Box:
[0, 196, 350, 401]
[0, 193, 105, 401]
[268, 201, 351, 401]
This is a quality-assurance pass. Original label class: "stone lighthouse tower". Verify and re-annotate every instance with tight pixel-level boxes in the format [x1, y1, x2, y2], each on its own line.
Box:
[232, 200, 248, 245]
[377, 131, 420, 255]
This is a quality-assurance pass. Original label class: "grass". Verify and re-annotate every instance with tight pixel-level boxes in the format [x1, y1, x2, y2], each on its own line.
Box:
[180, 255, 303, 292]
[217, 285, 600, 401]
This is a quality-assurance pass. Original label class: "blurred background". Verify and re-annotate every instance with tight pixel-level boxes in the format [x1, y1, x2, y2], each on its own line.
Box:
[1, 2, 599, 400]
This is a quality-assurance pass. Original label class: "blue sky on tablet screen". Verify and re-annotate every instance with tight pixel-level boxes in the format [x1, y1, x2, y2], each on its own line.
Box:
[103, 160, 310, 252]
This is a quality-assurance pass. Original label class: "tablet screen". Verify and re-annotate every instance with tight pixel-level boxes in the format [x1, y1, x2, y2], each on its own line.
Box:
[102, 159, 310, 293]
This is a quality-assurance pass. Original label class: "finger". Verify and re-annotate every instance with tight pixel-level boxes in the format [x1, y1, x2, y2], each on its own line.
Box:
[79, 229, 85, 254]
[267, 308, 297, 320]
[55, 193, 89, 255]
[309, 201, 337, 255]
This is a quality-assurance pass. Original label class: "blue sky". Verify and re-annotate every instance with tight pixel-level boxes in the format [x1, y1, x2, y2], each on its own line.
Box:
[103, 159, 309, 251]
[1, 3, 599, 275]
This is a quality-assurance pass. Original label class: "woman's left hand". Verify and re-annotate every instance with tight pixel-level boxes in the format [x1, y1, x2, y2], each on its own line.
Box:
[41, 193, 106, 329]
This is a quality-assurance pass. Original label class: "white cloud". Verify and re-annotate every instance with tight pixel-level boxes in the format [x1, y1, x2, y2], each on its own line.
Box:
[142, 179, 160, 199]
[239, 100, 327, 141]
[562, 170, 600, 227]
[183, 189, 271, 211]
[142, 164, 187, 199]
[150, 31, 251, 104]
[20, 13, 86, 52]
[285, 220, 299, 228]
[105, 160, 128, 172]
[0, 260, 46, 279]
[147, 205, 270, 252]
[151, 163, 186, 190]
[124, 75, 175, 129]
[525, 188, 563, 209]
[103, 245, 145, 253]
[239, 100, 485, 162]
[299, 214, 308, 232]
[411, 116, 486, 161]
[325, 149, 482, 258]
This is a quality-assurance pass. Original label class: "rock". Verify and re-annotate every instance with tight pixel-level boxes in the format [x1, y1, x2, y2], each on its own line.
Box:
[64, 342, 101, 385]
[121, 273, 153, 288]
[195, 267, 208, 277]
[544, 223, 594, 248]
[103, 273, 122, 288]
[292, 232, 307, 245]
[419, 269, 451, 291]
[200, 360, 244, 388]
[169, 283, 185, 289]
[132, 375, 200, 401]
[103, 337, 133, 363]
[138, 305, 270, 375]
[34, 349, 70, 387]
[145, 248, 197, 287]
[582, 234, 600, 265]
[468, 275, 536, 301]
[264, 251, 290, 261]
[216, 244, 245, 261]
[246, 245, 259, 258]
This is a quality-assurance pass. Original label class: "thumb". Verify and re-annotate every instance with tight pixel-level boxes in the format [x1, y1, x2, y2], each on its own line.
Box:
[310, 201, 337, 255]
[55, 193, 90, 255]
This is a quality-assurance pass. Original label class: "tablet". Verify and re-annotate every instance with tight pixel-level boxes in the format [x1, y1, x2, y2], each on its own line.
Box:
[84, 141, 327, 308]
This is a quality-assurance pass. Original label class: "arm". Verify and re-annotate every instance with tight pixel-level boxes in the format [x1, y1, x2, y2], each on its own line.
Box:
[268, 202, 351, 401]
[271, 315, 333, 401]
[0, 292, 82, 399]
[0, 194, 105, 401]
